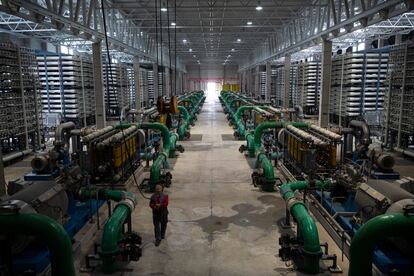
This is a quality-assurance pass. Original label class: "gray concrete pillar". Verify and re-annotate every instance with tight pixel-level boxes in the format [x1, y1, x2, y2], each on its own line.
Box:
[266, 62, 271, 101]
[395, 34, 403, 45]
[0, 144, 6, 196]
[319, 39, 332, 127]
[223, 65, 227, 86]
[284, 55, 291, 108]
[92, 41, 106, 128]
[165, 68, 171, 97]
[254, 66, 260, 99]
[153, 63, 158, 101]
[171, 69, 176, 96]
[378, 38, 386, 48]
[133, 56, 141, 109]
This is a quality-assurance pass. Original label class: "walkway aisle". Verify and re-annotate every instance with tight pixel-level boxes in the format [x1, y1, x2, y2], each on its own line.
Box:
[130, 91, 288, 276]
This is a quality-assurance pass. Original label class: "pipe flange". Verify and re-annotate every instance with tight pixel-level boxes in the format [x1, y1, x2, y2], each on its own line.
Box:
[286, 197, 302, 211]
[118, 198, 136, 211]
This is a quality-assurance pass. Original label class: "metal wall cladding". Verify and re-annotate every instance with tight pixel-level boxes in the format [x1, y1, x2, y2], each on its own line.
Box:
[0, 43, 41, 142]
[36, 53, 95, 127]
[383, 42, 414, 134]
[329, 50, 388, 126]
[295, 61, 321, 115]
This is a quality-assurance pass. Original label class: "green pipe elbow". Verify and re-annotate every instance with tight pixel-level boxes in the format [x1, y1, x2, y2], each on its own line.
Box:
[168, 133, 178, 158]
[279, 180, 324, 274]
[256, 153, 275, 191]
[149, 152, 167, 190]
[0, 213, 75, 276]
[253, 121, 284, 152]
[139, 123, 172, 155]
[100, 203, 132, 273]
[245, 133, 255, 157]
[349, 213, 414, 276]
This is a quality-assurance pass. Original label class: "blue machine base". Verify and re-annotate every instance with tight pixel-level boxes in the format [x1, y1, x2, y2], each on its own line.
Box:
[314, 191, 412, 274]
[12, 197, 104, 274]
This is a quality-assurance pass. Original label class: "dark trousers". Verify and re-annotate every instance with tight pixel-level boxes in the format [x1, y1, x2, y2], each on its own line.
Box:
[153, 209, 168, 240]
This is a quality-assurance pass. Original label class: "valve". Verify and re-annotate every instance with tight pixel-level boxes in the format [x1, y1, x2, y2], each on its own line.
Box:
[119, 232, 142, 262]
[239, 145, 247, 153]
[176, 145, 185, 153]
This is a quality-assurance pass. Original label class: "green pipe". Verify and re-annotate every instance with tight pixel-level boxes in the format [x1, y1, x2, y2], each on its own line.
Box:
[349, 213, 414, 276]
[149, 152, 168, 190]
[0, 213, 75, 276]
[178, 106, 191, 140]
[279, 180, 331, 274]
[79, 188, 134, 202]
[233, 105, 266, 139]
[100, 197, 137, 273]
[256, 153, 276, 192]
[138, 123, 178, 190]
[250, 121, 309, 154]
[139, 123, 175, 156]
[245, 132, 255, 157]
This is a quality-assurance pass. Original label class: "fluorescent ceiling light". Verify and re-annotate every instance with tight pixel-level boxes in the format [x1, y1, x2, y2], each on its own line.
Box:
[237, 38, 241, 42]
[256, 1, 263, 11]
[171, 22, 176, 26]
[160, 7, 167, 12]
[247, 21, 253, 25]
[183, 39, 187, 43]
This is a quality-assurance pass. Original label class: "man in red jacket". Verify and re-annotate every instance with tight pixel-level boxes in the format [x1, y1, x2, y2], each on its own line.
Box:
[149, 184, 169, 246]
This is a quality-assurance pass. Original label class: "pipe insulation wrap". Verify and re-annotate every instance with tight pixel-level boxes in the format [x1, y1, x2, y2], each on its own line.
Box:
[82, 126, 114, 143]
[310, 125, 342, 141]
[286, 125, 327, 146]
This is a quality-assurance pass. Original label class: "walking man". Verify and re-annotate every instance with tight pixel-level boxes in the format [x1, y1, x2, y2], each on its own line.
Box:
[149, 184, 169, 246]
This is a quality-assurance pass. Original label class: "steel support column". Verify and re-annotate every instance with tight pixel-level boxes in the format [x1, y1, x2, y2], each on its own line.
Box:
[284, 55, 291, 108]
[153, 63, 158, 101]
[0, 143, 6, 196]
[254, 66, 259, 99]
[266, 62, 271, 101]
[319, 39, 332, 127]
[92, 41, 106, 129]
[165, 68, 170, 97]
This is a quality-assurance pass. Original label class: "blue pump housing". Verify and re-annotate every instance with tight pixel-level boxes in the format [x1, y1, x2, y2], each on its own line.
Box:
[12, 192, 104, 274]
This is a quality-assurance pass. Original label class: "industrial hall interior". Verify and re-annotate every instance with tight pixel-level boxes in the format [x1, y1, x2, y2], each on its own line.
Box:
[2, 0, 414, 275]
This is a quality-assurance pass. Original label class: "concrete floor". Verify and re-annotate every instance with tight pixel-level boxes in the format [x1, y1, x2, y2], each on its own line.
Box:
[1, 91, 351, 275]
[126, 91, 349, 276]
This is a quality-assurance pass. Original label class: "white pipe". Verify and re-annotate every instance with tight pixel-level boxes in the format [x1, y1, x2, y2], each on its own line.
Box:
[82, 126, 114, 143]
[395, 148, 414, 158]
[3, 149, 32, 163]
[310, 125, 342, 141]
[286, 125, 327, 146]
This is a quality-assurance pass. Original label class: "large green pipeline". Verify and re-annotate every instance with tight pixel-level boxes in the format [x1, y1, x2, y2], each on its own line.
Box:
[233, 105, 266, 139]
[349, 213, 414, 276]
[78, 188, 137, 273]
[177, 106, 191, 140]
[0, 213, 75, 276]
[256, 153, 276, 192]
[279, 180, 331, 274]
[139, 123, 178, 191]
[245, 121, 309, 157]
[139, 122, 177, 158]
[100, 196, 137, 273]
